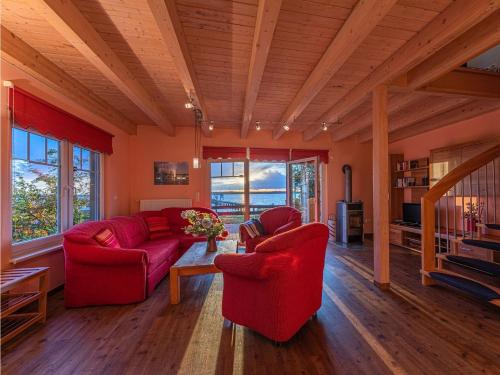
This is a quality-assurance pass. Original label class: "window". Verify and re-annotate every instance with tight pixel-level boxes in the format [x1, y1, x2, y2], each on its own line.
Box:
[12, 129, 61, 243]
[11, 128, 102, 252]
[72, 146, 100, 225]
[209, 160, 287, 225]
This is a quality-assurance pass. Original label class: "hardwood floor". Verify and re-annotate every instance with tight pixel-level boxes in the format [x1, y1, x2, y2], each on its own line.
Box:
[2, 242, 500, 375]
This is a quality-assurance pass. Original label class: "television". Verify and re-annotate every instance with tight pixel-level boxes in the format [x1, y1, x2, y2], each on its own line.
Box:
[403, 203, 421, 225]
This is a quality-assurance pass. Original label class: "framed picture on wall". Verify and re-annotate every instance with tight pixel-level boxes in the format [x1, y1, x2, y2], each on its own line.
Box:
[154, 161, 189, 185]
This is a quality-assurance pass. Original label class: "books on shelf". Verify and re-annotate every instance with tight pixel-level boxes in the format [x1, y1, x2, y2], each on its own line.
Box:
[396, 158, 429, 172]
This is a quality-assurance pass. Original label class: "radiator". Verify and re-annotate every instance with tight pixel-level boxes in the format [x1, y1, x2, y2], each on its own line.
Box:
[139, 198, 193, 211]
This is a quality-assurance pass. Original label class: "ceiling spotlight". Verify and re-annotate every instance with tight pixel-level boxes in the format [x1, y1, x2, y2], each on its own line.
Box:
[185, 102, 194, 109]
[321, 122, 328, 131]
[208, 121, 214, 131]
[283, 124, 290, 131]
[255, 121, 261, 131]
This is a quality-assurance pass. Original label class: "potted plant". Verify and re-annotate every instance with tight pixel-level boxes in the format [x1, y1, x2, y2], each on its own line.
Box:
[464, 202, 484, 233]
[181, 210, 228, 252]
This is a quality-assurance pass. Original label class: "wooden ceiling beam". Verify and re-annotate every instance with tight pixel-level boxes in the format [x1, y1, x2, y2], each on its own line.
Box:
[331, 92, 421, 142]
[273, 0, 397, 140]
[1, 26, 136, 135]
[303, 0, 500, 141]
[32, 0, 175, 136]
[405, 10, 500, 90]
[357, 96, 471, 143]
[148, 0, 211, 136]
[388, 100, 500, 143]
[404, 68, 500, 98]
[241, 0, 282, 138]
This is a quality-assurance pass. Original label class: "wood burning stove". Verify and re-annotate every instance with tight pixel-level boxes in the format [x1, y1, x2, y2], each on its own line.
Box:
[336, 165, 364, 244]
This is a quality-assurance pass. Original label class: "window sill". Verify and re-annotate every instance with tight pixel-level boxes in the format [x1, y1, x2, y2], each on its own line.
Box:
[10, 244, 63, 265]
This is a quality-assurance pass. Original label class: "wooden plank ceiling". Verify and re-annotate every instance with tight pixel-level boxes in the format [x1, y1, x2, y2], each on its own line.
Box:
[1, 0, 499, 140]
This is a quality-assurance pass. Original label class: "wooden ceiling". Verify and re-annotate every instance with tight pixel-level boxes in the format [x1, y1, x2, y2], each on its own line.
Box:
[1, 0, 499, 141]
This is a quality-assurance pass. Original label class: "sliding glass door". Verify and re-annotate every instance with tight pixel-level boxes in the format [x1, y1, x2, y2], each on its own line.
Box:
[288, 157, 320, 223]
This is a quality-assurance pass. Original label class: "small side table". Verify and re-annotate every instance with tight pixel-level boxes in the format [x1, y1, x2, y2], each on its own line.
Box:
[1, 267, 49, 345]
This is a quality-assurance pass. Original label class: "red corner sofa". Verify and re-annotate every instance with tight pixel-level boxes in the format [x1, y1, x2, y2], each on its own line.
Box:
[239, 206, 302, 253]
[63, 207, 217, 308]
[215, 223, 329, 342]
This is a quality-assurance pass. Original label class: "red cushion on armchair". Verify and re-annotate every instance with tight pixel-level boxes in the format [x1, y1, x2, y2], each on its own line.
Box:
[240, 206, 302, 253]
[215, 223, 329, 342]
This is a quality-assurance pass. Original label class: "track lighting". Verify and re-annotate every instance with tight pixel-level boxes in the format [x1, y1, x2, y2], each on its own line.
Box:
[185, 102, 194, 109]
[208, 121, 214, 131]
[283, 123, 290, 131]
[321, 122, 328, 131]
[255, 121, 261, 131]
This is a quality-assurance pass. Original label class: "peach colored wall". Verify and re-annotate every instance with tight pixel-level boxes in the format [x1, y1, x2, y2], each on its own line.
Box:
[390, 108, 500, 159]
[0, 61, 131, 289]
[129, 126, 374, 232]
[389, 108, 500, 203]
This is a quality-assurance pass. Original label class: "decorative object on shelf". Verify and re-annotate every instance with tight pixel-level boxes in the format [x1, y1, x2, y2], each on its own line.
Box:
[182, 209, 228, 252]
[154, 161, 189, 185]
[464, 201, 484, 232]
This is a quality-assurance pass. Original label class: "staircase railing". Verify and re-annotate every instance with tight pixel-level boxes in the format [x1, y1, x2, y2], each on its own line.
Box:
[421, 144, 500, 285]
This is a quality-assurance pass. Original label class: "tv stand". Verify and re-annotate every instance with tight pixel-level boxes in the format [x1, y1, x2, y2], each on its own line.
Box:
[390, 223, 423, 253]
[390, 223, 449, 253]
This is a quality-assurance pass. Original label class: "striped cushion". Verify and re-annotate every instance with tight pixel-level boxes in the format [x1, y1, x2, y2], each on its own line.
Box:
[145, 216, 171, 239]
[94, 228, 120, 248]
[241, 219, 266, 239]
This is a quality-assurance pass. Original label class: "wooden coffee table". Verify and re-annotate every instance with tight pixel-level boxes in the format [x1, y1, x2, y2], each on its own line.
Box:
[169, 240, 237, 304]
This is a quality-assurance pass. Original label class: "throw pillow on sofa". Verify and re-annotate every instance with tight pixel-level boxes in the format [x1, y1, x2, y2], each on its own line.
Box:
[145, 216, 171, 239]
[94, 228, 121, 248]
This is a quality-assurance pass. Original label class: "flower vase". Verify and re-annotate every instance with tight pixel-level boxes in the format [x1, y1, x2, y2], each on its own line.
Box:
[466, 218, 477, 233]
[206, 236, 217, 252]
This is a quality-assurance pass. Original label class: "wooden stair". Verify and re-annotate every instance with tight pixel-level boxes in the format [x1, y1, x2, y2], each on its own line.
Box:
[423, 270, 500, 306]
[436, 253, 500, 277]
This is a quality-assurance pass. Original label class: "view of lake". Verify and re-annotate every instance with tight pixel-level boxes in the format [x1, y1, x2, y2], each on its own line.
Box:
[212, 191, 286, 206]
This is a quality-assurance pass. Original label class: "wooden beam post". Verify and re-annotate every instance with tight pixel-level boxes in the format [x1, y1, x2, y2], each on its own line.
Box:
[241, 0, 282, 138]
[421, 196, 436, 285]
[372, 85, 390, 289]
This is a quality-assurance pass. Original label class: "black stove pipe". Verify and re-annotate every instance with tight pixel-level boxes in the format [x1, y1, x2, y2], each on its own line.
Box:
[342, 164, 352, 203]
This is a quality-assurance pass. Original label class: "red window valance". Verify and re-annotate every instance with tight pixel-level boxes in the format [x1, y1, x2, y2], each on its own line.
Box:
[202, 146, 247, 159]
[8, 87, 113, 154]
[250, 148, 290, 161]
[291, 149, 329, 163]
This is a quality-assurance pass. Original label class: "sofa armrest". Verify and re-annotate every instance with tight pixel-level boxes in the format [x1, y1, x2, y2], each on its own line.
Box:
[64, 242, 147, 267]
[273, 221, 300, 235]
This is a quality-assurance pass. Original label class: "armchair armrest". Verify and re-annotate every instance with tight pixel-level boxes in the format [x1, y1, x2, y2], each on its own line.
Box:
[215, 252, 292, 279]
[215, 253, 270, 280]
[239, 224, 251, 243]
[273, 221, 300, 235]
[64, 242, 147, 267]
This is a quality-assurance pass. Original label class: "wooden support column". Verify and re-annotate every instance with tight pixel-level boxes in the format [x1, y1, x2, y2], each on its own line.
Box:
[372, 85, 390, 289]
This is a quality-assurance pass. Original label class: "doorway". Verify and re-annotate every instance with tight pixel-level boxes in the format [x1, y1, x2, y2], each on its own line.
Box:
[288, 157, 320, 223]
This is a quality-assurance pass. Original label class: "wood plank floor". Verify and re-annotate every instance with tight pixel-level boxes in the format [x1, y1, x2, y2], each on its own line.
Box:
[2, 242, 500, 375]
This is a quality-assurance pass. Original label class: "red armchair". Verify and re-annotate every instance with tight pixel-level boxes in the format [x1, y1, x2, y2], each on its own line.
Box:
[240, 206, 302, 253]
[215, 223, 329, 342]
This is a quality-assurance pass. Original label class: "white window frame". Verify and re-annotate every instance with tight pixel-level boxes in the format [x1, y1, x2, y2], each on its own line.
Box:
[10, 126, 104, 262]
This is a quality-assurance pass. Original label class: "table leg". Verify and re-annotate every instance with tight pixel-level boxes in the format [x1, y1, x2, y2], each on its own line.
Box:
[39, 272, 48, 323]
[170, 268, 180, 304]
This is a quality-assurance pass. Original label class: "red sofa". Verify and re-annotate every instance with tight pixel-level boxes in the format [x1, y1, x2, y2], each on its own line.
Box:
[239, 206, 302, 253]
[215, 223, 329, 342]
[63, 207, 217, 307]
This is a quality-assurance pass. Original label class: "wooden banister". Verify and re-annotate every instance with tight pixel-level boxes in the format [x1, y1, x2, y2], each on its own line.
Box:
[421, 143, 500, 285]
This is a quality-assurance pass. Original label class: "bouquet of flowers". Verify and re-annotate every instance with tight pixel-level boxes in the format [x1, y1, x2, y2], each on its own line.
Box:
[181, 209, 228, 239]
